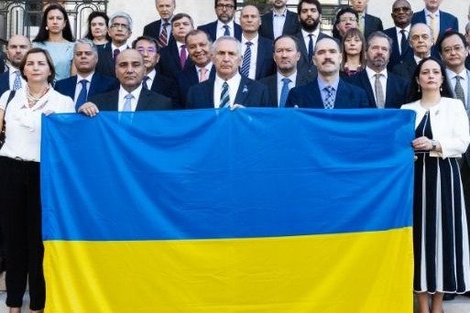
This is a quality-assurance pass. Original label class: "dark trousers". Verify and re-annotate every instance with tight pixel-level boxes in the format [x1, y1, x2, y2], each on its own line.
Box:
[0, 156, 45, 310]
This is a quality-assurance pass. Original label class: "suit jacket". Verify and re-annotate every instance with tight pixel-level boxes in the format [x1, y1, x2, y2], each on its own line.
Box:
[0, 51, 5, 73]
[392, 57, 417, 81]
[259, 71, 313, 107]
[198, 20, 242, 41]
[88, 88, 173, 111]
[158, 40, 194, 80]
[149, 72, 180, 108]
[295, 31, 330, 77]
[142, 19, 175, 44]
[466, 56, 470, 71]
[285, 78, 370, 109]
[186, 75, 272, 109]
[250, 36, 276, 80]
[95, 44, 129, 78]
[54, 73, 118, 111]
[0, 71, 10, 96]
[383, 27, 413, 71]
[363, 14, 384, 40]
[177, 65, 216, 108]
[346, 69, 409, 109]
[411, 9, 459, 35]
[259, 10, 300, 40]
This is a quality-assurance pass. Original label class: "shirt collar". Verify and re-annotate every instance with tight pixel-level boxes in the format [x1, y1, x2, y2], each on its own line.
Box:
[317, 76, 339, 91]
[366, 66, 388, 80]
[76, 73, 94, 84]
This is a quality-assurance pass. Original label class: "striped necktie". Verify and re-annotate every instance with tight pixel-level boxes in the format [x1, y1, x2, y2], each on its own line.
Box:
[219, 82, 230, 108]
[240, 42, 253, 77]
[158, 22, 170, 48]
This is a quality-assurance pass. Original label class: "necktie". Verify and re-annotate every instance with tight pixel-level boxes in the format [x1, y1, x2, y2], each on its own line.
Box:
[374, 73, 385, 108]
[199, 67, 208, 82]
[142, 76, 150, 90]
[113, 48, 120, 60]
[179, 45, 187, 69]
[219, 82, 230, 108]
[123, 93, 133, 112]
[429, 13, 437, 43]
[75, 79, 88, 111]
[13, 70, 22, 90]
[223, 25, 230, 36]
[323, 86, 334, 109]
[400, 29, 407, 56]
[279, 77, 291, 108]
[158, 22, 169, 48]
[240, 42, 252, 77]
[358, 13, 364, 33]
[307, 34, 314, 63]
[455, 76, 466, 108]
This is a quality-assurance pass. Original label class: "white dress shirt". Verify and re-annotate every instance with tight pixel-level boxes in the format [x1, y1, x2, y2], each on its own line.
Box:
[272, 9, 287, 39]
[276, 71, 296, 106]
[118, 85, 143, 112]
[216, 20, 236, 39]
[446, 68, 468, 108]
[365, 67, 388, 104]
[8, 67, 27, 91]
[74, 73, 94, 103]
[213, 73, 241, 108]
[395, 25, 411, 55]
[301, 28, 320, 55]
[241, 35, 259, 80]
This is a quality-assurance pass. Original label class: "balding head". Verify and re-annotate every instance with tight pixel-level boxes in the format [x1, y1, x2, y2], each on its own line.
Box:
[115, 49, 146, 92]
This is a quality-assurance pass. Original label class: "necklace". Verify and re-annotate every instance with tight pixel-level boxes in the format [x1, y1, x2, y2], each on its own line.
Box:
[26, 85, 50, 105]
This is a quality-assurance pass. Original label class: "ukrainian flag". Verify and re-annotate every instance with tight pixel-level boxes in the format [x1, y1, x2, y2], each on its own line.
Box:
[41, 109, 415, 313]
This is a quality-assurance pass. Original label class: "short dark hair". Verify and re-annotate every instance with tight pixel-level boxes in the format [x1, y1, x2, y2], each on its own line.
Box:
[297, 0, 322, 16]
[436, 30, 468, 53]
[185, 29, 213, 45]
[332, 7, 359, 40]
[19, 48, 56, 84]
[214, 0, 237, 10]
[132, 36, 159, 51]
[171, 13, 194, 28]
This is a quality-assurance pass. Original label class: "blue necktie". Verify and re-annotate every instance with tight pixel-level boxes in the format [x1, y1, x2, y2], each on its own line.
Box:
[240, 42, 252, 77]
[279, 77, 291, 108]
[323, 86, 334, 109]
[13, 71, 22, 90]
[308, 34, 314, 63]
[75, 79, 88, 111]
[123, 93, 133, 111]
[219, 82, 230, 108]
[223, 25, 230, 36]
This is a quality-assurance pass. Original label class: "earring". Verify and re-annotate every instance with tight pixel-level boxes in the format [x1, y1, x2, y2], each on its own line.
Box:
[418, 85, 421, 92]
[45, 26, 49, 30]
[440, 86, 443, 92]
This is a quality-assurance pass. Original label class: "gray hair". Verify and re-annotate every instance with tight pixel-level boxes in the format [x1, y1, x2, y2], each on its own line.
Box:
[211, 36, 241, 56]
[109, 11, 133, 31]
[74, 38, 98, 54]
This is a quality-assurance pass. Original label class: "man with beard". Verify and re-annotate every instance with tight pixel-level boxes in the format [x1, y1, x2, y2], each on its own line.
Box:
[294, 0, 331, 77]
[259, 0, 300, 40]
[198, 0, 241, 41]
[285, 37, 369, 109]
[346, 31, 408, 108]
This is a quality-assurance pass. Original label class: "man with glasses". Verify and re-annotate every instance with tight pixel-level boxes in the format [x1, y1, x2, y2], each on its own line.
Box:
[384, 0, 414, 71]
[96, 11, 133, 77]
[198, 0, 241, 41]
[143, 0, 176, 48]
[350, 0, 383, 40]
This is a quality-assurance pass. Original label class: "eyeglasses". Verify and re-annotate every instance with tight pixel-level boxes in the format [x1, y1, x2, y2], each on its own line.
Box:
[137, 47, 157, 54]
[110, 23, 129, 30]
[216, 4, 235, 10]
[442, 45, 465, 54]
[392, 7, 411, 13]
[339, 17, 357, 23]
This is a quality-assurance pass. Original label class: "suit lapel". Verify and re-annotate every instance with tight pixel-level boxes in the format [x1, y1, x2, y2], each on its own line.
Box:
[135, 89, 148, 111]
[265, 13, 274, 39]
[296, 32, 309, 65]
[359, 71, 376, 107]
[234, 76, 251, 105]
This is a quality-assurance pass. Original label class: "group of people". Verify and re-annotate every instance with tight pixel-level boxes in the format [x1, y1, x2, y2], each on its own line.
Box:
[0, 0, 469, 312]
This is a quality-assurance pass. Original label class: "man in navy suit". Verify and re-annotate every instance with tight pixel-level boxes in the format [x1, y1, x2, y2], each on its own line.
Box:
[259, 0, 300, 40]
[286, 37, 369, 109]
[198, 0, 242, 41]
[350, 0, 384, 40]
[411, 0, 459, 40]
[177, 30, 216, 107]
[260, 35, 312, 107]
[384, 0, 414, 71]
[239, 5, 275, 80]
[295, 0, 331, 78]
[347, 31, 408, 109]
[142, 0, 175, 48]
[79, 49, 173, 116]
[186, 36, 271, 109]
[132, 36, 180, 108]
[0, 35, 31, 96]
[55, 39, 117, 111]
[158, 13, 194, 80]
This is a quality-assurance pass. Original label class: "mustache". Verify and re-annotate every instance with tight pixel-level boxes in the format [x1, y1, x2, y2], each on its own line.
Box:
[322, 59, 335, 65]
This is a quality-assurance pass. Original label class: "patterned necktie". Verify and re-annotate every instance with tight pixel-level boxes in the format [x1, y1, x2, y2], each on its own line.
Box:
[374, 73, 385, 108]
[358, 13, 364, 33]
[219, 82, 230, 108]
[199, 67, 208, 82]
[142, 76, 150, 90]
[400, 29, 407, 56]
[113, 48, 120, 60]
[279, 77, 291, 108]
[323, 86, 334, 109]
[75, 79, 88, 111]
[307, 34, 314, 63]
[123, 93, 133, 112]
[240, 42, 253, 77]
[179, 45, 187, 69]
[158, 22, 170, 48]
[429, 13, 437, 43]
[455, 75, 466, 108]
[13, 70, 22, 90]
[223, 25, 230, 36]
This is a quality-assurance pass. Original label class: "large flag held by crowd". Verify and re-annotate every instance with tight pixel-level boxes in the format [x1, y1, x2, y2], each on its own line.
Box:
[41, 109, 415, 312]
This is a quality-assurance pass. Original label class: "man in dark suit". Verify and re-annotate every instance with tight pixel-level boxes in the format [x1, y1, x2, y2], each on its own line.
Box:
[411, 0, 459, 41]
[158, 13, 194, 80]
[198, 0, 242, 41]
[260, 35, 312, 107]
[79, 49, 173, 116]
[0, 35, 31, 96]
[384, 0, 414, 71]
[55, 39, 118, 111]
[177, 30, 216, 107]
[347, 31, 408, 109]
[0, 51, 5, 73]
[286, 37, 369, 109]
[351, 0, 384, 40]
[96, 11, 133, 78]
[186, 36, 271, 109]
[392, 23, 433, 80]
[259, 0, 300, 40]
[295, 0, 330, 77]
[239, 5, 275, 80]
[132, 36, 180, 108]
[142, 0, 175, 48]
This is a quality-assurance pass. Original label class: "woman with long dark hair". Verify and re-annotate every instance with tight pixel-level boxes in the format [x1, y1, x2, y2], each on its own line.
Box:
[84, 11, 111, 50]
[401, 57, 470, 313]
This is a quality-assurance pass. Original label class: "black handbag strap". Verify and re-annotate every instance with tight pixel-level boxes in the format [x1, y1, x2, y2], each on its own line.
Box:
[5, 90, 16, 111]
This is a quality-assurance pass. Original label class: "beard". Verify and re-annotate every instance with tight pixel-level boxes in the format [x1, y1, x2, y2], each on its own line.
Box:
[300, 18, 320, 32]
